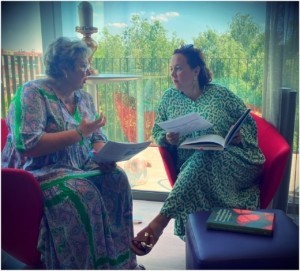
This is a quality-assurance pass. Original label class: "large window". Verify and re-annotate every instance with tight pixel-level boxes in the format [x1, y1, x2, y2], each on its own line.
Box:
[1, 1, 298, 212]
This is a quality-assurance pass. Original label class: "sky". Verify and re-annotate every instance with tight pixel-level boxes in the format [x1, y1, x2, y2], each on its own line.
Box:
[1, 1, 266, 52]
[101, 1, 266, 43]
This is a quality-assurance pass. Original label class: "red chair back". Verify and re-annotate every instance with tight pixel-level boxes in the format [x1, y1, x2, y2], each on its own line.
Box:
[159, 113, 291, 209]
[1, 118, 9, 150]
[251, 113, 290, 208]
[1, 118, 43, 267]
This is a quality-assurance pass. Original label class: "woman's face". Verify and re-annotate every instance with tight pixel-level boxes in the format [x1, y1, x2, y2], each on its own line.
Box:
[65, 57, 90, 90]
[170, 53, 199, 92]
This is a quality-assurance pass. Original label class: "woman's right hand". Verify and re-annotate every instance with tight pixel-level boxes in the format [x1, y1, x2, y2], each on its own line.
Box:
[79, 112, 106, 138]
[166, 132, 180, 145]
[23, 113, 107, 157]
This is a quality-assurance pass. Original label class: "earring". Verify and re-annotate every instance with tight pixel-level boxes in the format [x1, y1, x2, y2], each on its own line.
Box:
[64, 72, 68, 79]
[193, 77, 198, 87]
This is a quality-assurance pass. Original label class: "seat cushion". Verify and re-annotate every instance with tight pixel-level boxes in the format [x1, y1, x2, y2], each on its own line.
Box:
[186, 209, 299, 270]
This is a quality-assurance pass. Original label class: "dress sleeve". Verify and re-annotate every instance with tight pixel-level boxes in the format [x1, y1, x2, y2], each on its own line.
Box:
[12, 83, 47, 152]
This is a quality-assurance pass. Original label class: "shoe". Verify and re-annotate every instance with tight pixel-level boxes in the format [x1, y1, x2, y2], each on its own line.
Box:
[130, 232, 154, 256]
[134, 264, 146, 270]
[131, 219, 166, 256]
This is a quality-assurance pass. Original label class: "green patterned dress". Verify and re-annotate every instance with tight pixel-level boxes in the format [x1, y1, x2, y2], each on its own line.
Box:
[2, 80, 138, 269]
[152, 84, 265, 238]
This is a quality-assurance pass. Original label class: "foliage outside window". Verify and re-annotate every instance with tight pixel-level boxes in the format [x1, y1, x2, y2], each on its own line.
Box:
[94, 13, 264, 109]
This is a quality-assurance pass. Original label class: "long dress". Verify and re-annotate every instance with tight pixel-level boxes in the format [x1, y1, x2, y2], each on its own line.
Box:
[1, 80, 138, 269]
[152, 84, 266, 238]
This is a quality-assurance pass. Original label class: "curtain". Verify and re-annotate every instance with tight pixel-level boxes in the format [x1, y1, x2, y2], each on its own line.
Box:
[263, 2, 299, 213]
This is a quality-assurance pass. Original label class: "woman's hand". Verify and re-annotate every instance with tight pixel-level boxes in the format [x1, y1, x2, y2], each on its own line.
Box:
[166, 132, 180, 145]
[23, 113, 107, 157]
[79, 112, 106, 137]
[92, 141, 117, 172]
[231, 129, 242, 145]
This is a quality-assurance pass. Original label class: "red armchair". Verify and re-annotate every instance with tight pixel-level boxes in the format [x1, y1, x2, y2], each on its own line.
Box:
[1, 118, 43, 267]
[158, 113, 291, 208]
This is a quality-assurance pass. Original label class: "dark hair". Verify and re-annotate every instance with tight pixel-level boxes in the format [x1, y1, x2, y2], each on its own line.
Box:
[43, 37, 91, 78]
[173, 45, 212, 87]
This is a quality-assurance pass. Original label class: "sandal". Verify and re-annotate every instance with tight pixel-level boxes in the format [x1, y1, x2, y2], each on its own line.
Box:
[134, 264, 146, 270]
[131, 215, 168, 256]
[130, 232, 154, 256]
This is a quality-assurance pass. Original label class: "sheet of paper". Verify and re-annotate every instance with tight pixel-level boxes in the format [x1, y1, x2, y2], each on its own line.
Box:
[92, 141, 151, 163]
[157, 112, 213, 136]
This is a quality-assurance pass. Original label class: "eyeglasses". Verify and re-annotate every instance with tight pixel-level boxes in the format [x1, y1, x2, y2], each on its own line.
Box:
[181, 44, 194, 50]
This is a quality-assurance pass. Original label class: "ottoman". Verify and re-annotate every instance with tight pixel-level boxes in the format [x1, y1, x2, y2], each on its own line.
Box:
[186, 209, 299, 270]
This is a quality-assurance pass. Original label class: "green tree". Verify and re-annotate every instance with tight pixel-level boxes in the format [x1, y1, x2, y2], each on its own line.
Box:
[229, 13, 263, 57]
[122, 15, 181, 59]
[94, 28, 124, 58]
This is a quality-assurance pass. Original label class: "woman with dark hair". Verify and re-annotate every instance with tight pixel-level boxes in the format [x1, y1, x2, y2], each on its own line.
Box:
[2, 37, 144, 269]
[130, 44, 265, 256]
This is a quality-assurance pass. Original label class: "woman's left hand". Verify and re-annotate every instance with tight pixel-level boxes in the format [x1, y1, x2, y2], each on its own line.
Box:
[92, 142, 117, 172]
[231, 129, 242, 145]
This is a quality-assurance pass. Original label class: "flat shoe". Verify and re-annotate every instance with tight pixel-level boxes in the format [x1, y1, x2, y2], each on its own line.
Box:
[130, 232, 154, 256]
[130, 239, 153, 256]
[134, 264, 146, 270]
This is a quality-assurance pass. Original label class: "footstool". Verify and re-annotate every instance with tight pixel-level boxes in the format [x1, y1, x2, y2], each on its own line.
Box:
[186, 209, 299, 270]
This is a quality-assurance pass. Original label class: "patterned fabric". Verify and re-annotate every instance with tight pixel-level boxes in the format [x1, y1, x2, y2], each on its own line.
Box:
[1, 80, 137, 269]
[152, 84, 265, 238]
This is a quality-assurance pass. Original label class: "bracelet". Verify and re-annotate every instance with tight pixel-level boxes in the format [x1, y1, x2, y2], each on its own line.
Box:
[75, 126, 84, 141]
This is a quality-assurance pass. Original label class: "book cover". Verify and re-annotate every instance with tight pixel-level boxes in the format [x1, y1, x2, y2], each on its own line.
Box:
[91, 141, 151, 163]
[179, 108, 251, 151]
[206, 207, 275, 236]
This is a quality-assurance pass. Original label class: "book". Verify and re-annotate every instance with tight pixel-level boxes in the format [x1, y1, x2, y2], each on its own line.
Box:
[179, 108, 251, 151]
[206, 207, 275, 236]
[157, 112, 213, 136]
[91, 141, 151, 163]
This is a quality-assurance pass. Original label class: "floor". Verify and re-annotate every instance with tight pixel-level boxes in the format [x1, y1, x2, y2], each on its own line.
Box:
[1, 146, 297, 269]
[132, 200, 186, 270]
[1, 200, 186, 270]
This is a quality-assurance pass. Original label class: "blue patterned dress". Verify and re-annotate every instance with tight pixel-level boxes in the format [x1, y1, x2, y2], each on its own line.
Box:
[2, 80, 138, 269]
[152, 84, 265, 238]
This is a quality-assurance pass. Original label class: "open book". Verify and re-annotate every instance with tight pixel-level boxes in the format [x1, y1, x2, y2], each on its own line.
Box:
[157, 112, 213, 136]
[179, 109, 251, 151]
[91, 141, 151, 163]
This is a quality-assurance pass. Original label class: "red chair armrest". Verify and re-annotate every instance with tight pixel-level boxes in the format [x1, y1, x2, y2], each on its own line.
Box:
[158, 146, 177, 187]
